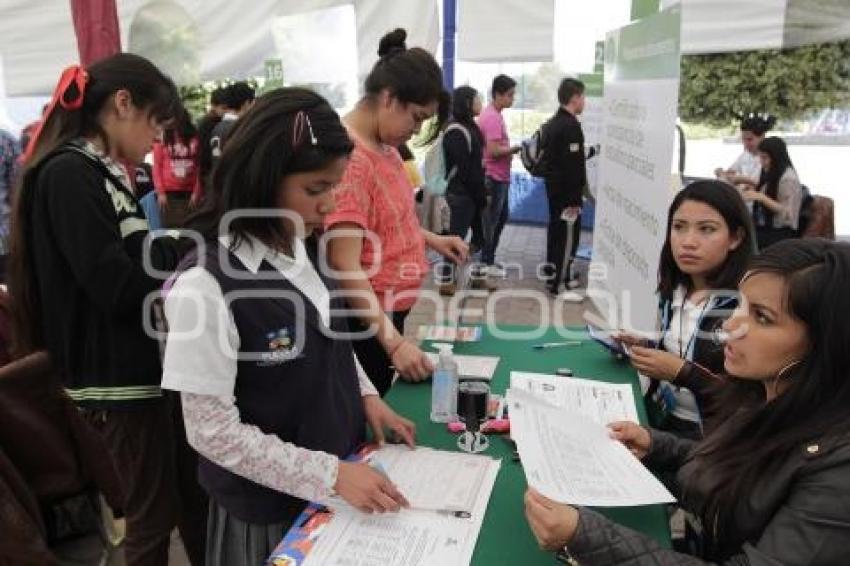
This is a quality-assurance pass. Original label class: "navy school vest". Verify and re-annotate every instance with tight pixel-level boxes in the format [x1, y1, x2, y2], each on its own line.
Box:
[192, 240, 366, 524]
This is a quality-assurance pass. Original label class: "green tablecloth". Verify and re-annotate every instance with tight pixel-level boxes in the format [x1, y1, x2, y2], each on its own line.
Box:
[384, 325, 671, 564]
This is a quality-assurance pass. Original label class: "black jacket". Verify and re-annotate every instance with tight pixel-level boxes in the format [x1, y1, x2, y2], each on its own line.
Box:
[542, 107, 586, 206]
[443, 123, 486, 207]
[23, 142, 183, 409]
[567, 427, 850, 564]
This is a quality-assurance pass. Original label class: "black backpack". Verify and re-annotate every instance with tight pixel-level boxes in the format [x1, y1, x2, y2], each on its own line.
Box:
[520, 120, 551, 177]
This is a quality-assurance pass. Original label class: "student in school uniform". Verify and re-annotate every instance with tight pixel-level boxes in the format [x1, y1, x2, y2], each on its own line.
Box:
[161, 88, 416, 566]
[8, 53, 206, 566]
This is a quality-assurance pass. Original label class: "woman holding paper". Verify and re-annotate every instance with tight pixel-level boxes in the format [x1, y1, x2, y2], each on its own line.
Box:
[615, 181, 755, 438]
[161, 90, 416, 565]
[526, 238, 850, 564]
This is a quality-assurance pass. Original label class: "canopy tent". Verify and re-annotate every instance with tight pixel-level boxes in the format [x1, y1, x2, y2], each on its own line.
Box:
[1, 0, 849, 97]
[0, 0, 439, 96]
[661, 0, 850, 54]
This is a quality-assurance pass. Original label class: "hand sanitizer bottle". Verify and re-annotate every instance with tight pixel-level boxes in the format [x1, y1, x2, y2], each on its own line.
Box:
[430, 344, 458, 423]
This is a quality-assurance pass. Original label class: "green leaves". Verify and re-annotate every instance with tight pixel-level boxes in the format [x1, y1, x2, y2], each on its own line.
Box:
[679, 39, 850, 126]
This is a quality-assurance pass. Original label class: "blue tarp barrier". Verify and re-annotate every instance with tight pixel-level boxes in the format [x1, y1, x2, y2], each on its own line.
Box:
[507, 171, 595, 230]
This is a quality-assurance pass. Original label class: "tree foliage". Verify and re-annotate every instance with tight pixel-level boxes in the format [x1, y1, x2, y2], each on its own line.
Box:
[679, 39, 850, 126]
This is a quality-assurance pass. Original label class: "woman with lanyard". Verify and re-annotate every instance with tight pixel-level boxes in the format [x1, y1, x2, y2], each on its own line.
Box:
[526, 238, 850, 564]
[616, 181, 755, 439]
[324, 28, 468, 396]
[743, 136, 804, 250]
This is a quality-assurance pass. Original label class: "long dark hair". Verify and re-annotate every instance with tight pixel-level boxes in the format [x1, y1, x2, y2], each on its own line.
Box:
[755, 136, 794, 225]
[187, 88, 353, 251]
[365, 28, 448, 144]
[657, 180, 755, 301]
[23, 54, 179, 167]
[163, 104, 197, 147]
[683, 238, 850, 547]
[8, 53, 179, 357]
[449, 86, 483, 145]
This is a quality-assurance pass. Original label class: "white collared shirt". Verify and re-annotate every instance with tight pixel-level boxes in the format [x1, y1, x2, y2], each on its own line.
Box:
[659, 286, 703, 423]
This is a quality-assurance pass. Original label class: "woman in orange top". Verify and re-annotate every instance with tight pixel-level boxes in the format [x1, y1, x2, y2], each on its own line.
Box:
[325, 29, 468, 396]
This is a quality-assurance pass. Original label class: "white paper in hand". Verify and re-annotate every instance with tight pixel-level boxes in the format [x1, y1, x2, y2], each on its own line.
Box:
[507, 388, 675, 507]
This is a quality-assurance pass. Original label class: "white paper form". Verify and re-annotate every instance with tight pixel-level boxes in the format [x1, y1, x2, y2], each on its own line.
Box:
[510, 371, 639, 425]
[369, 446, 493, 513]
[303, 458, 500, 566]
[507, 387, 675, 507]
[424, 353, 500, 380]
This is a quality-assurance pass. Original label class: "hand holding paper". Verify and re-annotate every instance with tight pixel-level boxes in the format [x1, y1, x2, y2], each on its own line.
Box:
[507, 388, 674, 507]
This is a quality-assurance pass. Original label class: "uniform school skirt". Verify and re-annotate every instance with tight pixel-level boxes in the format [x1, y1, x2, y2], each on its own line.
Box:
[205, 499, 293, 566]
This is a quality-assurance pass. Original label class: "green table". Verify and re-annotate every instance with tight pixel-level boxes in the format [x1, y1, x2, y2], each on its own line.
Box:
[385, 325, 671, 564]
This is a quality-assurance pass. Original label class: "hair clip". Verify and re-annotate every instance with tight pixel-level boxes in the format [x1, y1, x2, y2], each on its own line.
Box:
[293, 110, 318, 147]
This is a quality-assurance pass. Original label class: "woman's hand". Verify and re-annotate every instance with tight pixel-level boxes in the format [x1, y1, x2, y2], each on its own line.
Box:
[741, 190, 765, 203]
[189, 192, 201, 209]
[428, 234, 469, 264]
[628, 346, 685, 381]
[607, 421, 652, 459]
[334, 461, 409, 513]
[363, 395, 416, 447]
[389, 339, 434, 382]
[524, 488, 579, 551]
[611, 330, 649, 349]
[157, 192, 168, 211]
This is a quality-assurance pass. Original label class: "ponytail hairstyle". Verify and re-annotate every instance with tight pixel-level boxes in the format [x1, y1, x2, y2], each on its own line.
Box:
[187, 88, 353, 252]
[682, 238, 850, 550]
[21, 53, 179, 168]
[364, 28, 448, 144]
[9, 53, 179, 356]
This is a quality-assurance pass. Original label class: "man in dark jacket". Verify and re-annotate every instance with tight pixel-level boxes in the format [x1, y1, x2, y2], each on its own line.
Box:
[541, 78, 587, 295]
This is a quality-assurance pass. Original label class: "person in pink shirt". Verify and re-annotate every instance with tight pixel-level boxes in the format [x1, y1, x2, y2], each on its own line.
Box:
[152, 105, 201, 227]
[478, 74, 520, 270]
[325, 28, 468, 396]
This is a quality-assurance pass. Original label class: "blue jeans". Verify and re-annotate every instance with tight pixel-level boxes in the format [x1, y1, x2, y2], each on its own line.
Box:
[482, 177, 510, 265]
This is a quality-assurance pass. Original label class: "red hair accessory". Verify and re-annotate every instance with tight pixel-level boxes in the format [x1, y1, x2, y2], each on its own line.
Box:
[21, 65, 90, 163]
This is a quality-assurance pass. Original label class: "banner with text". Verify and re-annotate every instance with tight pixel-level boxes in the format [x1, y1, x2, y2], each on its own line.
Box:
[588, 6, 681, 333]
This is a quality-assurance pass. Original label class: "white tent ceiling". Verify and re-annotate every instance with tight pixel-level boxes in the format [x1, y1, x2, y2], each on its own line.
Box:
[0, 0, 438, 96]
[662, 0, 850, 54]
[1, 0, 849, 97]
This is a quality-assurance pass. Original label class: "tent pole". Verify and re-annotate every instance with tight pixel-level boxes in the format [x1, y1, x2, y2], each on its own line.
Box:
[442, 0, 457, 90]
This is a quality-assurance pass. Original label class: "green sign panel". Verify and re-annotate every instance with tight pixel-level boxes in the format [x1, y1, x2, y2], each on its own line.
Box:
[631, 0, 660, 20]
[264, 59, 284, 89]
[578, 73, 604, 97]
[594, 40, 605, 73]
[605, 5, 681, 81]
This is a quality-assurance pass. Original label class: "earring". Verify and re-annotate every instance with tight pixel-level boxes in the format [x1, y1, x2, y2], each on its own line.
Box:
[769, 360, 801, 398]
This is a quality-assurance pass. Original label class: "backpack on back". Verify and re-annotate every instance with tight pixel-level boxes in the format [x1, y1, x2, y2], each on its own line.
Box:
[420, 123, 472, 196]
[520, 118, 554, 177]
